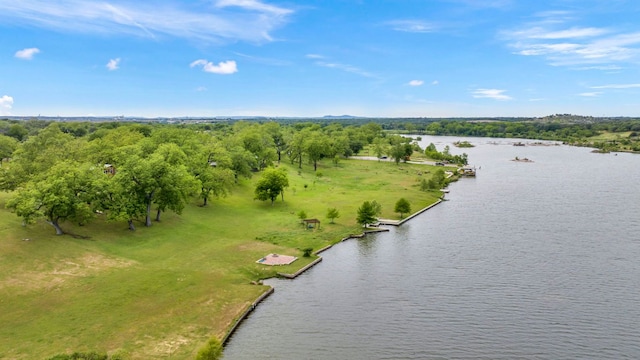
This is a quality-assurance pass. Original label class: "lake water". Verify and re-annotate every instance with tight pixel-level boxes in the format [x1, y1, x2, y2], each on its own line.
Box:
[224, 136, 640, 359]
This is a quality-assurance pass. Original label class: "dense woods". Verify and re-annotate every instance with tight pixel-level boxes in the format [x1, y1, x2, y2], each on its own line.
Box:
[0, 119, 417, 234]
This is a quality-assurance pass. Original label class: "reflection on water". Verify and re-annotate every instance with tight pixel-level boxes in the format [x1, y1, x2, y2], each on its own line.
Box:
[224, 137, 640, 359]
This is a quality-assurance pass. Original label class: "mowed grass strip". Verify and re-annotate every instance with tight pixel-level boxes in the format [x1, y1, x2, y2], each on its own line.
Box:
[0, 158, 444, 359]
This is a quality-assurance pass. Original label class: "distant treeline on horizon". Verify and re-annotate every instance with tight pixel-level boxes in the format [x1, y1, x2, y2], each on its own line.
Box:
[2, 113, 640, 125]
[2, 112, 640, 157]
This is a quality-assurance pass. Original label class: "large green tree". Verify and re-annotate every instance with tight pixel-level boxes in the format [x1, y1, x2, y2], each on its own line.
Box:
[114, 143, 198, 227]
[94, 174, 146, 231]
[286, 129, 306, 169]
[198, 167, 234, 206]
[1, 123, 84, 190]
[264, 122, 287, 164]
[6, 161, 102, 235]
[356, 200, 380, 227]
[185, 134, 236, 206]
[6, 123, 28, 141]
[0, 135, 18, 166]
[305, 131, 329, 171]
[237, 124, 277, 170]
[0, 135, 18, 172]
[254, 167, 289, 205]
[389, 135, 413, 164]
[85, 125, 146, 165]
[222, 135, 257, 180]
[394, 198, 411, 219]
[372, 137, 389, 160]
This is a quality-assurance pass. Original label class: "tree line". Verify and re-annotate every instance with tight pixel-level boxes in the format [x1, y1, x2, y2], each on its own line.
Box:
[0, 120, 430, 235]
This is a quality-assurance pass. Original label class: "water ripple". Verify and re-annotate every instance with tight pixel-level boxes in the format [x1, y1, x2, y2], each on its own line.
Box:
[224, 138, 640, 360]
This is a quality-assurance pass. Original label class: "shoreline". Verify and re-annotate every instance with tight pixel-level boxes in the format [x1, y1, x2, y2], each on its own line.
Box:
[221, 197, 446, 347]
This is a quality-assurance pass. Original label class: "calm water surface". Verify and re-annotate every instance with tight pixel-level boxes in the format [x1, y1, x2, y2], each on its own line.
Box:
[224, 137, 640, 359]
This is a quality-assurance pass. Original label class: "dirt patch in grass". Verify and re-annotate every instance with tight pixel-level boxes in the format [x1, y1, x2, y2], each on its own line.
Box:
[134, 297, 254, 358]
[0, 253, 137, 293]
[140, 333, 193, 358]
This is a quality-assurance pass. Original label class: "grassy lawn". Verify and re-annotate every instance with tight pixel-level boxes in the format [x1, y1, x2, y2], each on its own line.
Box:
[589, 131, 633, 141]
[0, 158, 445, 359]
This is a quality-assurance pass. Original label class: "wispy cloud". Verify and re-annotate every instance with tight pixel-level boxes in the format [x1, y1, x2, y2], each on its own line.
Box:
[190, 59, 238, 74]
[579, 92, 602, 97]
[216, 0, 292, 16]
[472, 88, 513, 101]
[590, 83, 640, 89]
[315, 61, 375, 78]
[510, 26, 608, 40]
[575, 65, 622, 71]
[408, 80, 424, 86]
[387, 20, 436, 33]
[233, 51, 291, 66]
[432, 80, 439, 85]
[309, 54, 377, 78]
[0, 0, 293, 44]
[15, 47, 40, 60]
[502, 12, 640, 67]
[0, 95, 14, 115]
[106, 58, 121, 71]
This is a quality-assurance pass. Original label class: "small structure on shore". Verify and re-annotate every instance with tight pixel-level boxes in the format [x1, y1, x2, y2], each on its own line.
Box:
[302, 218, 321, 229]
[256, 253, 298, 266]
[103, 164, 116, 175]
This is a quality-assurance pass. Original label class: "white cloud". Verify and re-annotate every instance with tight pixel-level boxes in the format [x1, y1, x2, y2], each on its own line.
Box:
[511, 26, 608, 40]
[307, 55, 377, 78]
[432, 80, 439, 85]
[387, 20, 435, 33]
[196, 86, 208, 92]
[472, 89, 513, 101]
[575, 65, 622, 71]
[315, 61, 375, 78]
[215, 0, 292, 16]
[408, 80, 424, 86]
[15, 47, 40, 60]
[233, 51, 291, 66]
[0, 95, 14, 115]
[190, 59, 238, 74]
[502, 12, 640, 67]
[579, 92, 602, 97]
[516, 43, 581, 56]
[106, 58, 121, 71]
[590, 83, 640, 89]
[0, 1, 293, 44]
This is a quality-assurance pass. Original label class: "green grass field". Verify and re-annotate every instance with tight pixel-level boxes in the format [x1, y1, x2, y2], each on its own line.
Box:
[0, 158, 446, 359]
[589, 131, 633, 141]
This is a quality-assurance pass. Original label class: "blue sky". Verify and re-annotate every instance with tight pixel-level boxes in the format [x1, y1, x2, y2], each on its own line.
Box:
[2, 0, 640, 118]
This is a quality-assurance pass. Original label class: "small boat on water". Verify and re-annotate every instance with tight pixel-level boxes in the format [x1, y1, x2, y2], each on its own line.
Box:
[511, 156, 534, 162]
[459, 166, 476, 177]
